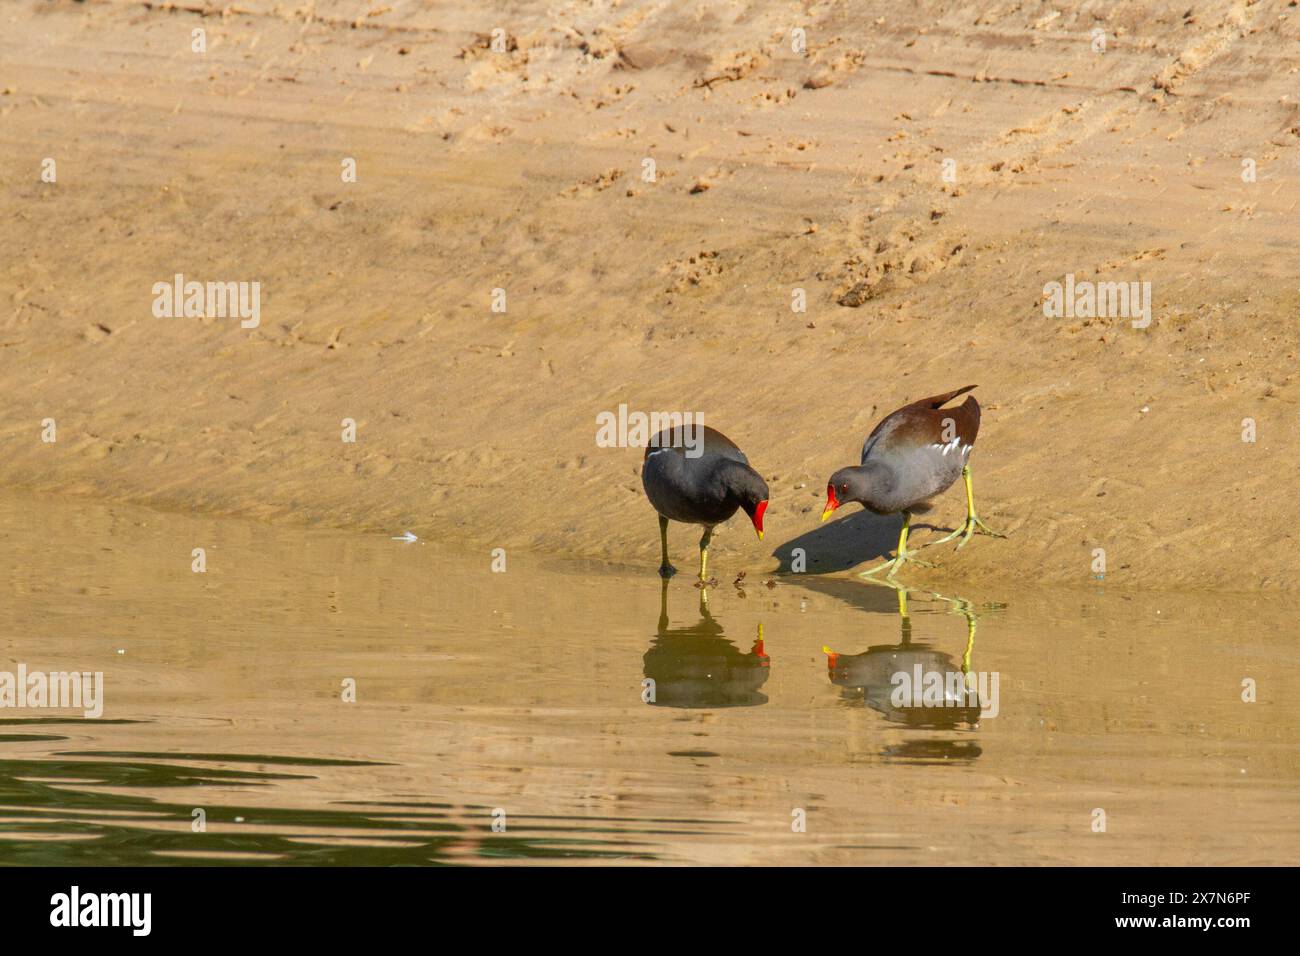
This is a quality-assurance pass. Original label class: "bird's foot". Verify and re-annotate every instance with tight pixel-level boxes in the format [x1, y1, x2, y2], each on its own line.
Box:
[658, 563, 678, 579]
[857, 549, 934, 580]
[955, 514, 1006, 550]
[928, 514, 1007, 551]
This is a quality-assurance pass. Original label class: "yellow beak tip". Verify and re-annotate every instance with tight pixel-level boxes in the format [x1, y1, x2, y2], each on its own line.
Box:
[820, 510, 833, 522]
[756, 530, 764, 540]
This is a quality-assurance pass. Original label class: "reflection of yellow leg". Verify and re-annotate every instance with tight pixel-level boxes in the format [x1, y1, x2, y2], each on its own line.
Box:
[897, 585, 913, 644]
[853, 576, 916, 640]
[858, 511, 934, 579]
[961, 610, 975, 675]
[959, 607, 978, 705]
[930, 466, 1006, 550]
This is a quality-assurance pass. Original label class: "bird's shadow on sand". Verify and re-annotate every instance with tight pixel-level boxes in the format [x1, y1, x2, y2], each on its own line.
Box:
[770, 509, 947, 575]
[776, 571, 904, 613]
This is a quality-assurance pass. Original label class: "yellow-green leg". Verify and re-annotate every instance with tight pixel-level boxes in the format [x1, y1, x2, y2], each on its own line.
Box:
[698, 526, 715, 582]
[657, 515, 676, 578]
[858, 511, 934, 579]
[929, 465, 1006, 550]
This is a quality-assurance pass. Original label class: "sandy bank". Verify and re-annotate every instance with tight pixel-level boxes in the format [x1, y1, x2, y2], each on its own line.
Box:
[2, 1, 1298, 588]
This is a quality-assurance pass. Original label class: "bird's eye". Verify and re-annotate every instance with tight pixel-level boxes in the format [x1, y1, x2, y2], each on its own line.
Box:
[840, 484, 847, 493]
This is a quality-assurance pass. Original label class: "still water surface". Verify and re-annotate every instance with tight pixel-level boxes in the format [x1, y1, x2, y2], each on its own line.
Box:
[0, 494, 1296, 864]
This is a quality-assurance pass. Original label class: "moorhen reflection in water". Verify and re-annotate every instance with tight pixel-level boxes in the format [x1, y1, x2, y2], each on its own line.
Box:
[643, 582, 770, 708]
[823, 585, 985, 734]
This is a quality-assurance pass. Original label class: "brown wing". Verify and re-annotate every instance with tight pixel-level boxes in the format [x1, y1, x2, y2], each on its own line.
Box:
[861, 387, 981, 462]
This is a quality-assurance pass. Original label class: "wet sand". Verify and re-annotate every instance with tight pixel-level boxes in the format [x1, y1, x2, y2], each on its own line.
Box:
[2, 2, 1299, 590]
[1, 493, 1296, 865]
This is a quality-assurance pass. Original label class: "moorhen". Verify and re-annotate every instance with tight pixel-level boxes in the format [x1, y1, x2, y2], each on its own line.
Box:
[820, 385, 1004, 578]
[642, 425, 769, 580]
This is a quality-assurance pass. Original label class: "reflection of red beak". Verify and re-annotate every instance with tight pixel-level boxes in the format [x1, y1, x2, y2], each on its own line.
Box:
[820, 485, 840, 522]
[752, 500, 768, 540]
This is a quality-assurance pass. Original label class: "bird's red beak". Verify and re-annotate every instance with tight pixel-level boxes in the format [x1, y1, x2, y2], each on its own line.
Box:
[820, 485, 840, 522]
[752, 500, 767, 540]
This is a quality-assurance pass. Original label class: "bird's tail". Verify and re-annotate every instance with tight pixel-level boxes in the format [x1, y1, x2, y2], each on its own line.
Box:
[923, 384, 977, 408]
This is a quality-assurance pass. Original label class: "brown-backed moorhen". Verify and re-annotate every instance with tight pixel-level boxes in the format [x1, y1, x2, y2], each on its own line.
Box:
[820, 385, 1004, 578]
[642, 425, 769, 580]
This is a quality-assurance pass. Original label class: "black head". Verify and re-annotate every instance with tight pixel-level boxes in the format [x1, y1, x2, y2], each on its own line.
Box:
[721, 462, 770, 539]
[821, 466, 876, 520]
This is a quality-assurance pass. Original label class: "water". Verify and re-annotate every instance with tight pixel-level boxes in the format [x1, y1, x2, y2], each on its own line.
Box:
[0, 494, 1296, 865]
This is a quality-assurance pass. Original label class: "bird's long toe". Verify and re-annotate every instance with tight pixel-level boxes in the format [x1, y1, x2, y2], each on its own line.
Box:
[858, 550, 933, 579]
[923, 525, 966, 549]
[889, 552, 935, 575]
[953, 516, 1007, 550]
[972, 515, 1007, 538]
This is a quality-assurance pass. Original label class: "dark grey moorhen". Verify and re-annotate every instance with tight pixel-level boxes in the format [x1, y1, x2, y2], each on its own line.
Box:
[642, 425, 769, 580]
[820, 385, 1004, 578]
